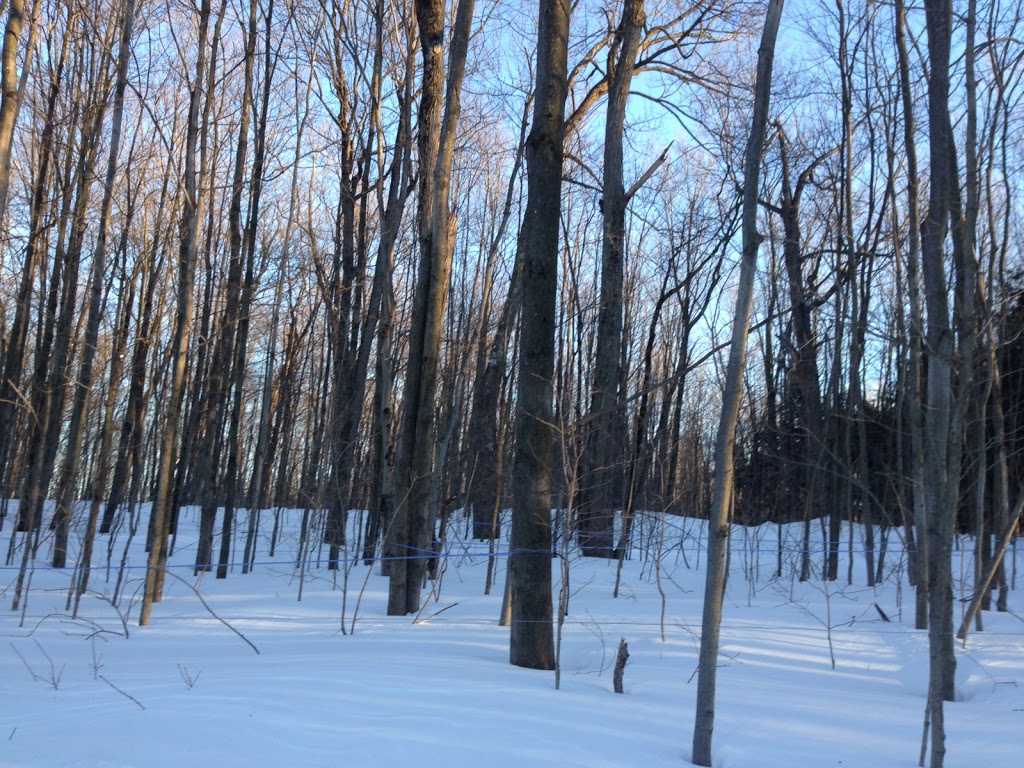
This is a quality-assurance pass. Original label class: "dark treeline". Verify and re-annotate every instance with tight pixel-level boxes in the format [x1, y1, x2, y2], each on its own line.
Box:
[0, 0, 1021, 660]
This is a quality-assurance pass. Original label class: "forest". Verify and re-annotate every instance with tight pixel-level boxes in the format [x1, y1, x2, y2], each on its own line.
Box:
[0, 0, 1021, 765]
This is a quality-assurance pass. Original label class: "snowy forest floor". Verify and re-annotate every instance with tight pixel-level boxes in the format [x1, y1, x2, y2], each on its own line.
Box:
[2, 507, 1022, 767]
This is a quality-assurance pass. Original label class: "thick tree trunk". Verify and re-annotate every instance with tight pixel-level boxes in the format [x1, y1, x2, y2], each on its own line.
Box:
[0, 0, 28, 219]
[508, 0, 570, 671]
[773, 132, 831, 582]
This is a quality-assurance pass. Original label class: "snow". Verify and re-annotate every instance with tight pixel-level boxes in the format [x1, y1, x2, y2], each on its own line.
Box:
[2, 508, 1022, 767]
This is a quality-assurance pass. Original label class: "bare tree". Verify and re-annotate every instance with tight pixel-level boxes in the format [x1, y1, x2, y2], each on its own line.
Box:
[56, 0, 139, 577]
[141, 0, 227, 625]
[388, 0, 476, 615]
[508, 0, 571, 671]
[919, 0, 959, 764]
[0, 0, 37, 219]
[894, 0, 929, 631]
[692, 1, 783, 763]
[576, 0, 647, 559]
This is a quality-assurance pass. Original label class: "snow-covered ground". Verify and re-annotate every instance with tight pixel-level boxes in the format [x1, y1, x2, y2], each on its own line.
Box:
[2, 507, 1022, 767]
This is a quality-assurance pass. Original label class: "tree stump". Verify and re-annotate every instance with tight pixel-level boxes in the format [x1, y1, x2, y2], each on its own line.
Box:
[613, 637, 629, 694]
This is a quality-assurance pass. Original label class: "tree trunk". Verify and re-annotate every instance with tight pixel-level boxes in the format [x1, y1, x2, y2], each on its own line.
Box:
[692, 1, 782, 763]
[774, 130, 830, 582]
[0, 0, 31, 219]
[388, 0, 475, 615]
[0, 8, 63, 533]
[578, 0, 645, 559]
[12, 12, 108, 606]
[508, 0, 570, 671]
[466, 102, 529, 541]
[141, 0, 224, 626]
[52, 0, 135, 569]
[920, 1, 959, 764]
[894, 0, 929, 631]
[102, 151, 172, 535]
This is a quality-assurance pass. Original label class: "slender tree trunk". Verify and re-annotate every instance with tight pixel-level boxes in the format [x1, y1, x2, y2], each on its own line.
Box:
[894, 0, 929, 631]
[102, 150, 173, 535]
[920, 1, 959, 764]
[74, 203, 137, 609]
[615, 268, 679, 595]
[692, 1, 782, 763]
[388, 0, 475, 615]
[216, 0, 267, 580]
[467, 102, 529, 541]
[0, 9, 62, 528]
[248, 17, 309, 563]
[52, 0, 136, 569]
[141, 0, 223, 625]
[13, 13, 109, 605]
[578, 0, 645, 559]
[364, 4, 412, 566]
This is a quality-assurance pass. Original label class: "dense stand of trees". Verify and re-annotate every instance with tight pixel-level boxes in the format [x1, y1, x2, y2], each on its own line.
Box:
[0, 0, 1022, 759]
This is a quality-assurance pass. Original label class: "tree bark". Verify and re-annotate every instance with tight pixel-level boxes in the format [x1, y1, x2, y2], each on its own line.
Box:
[920, 1, 959, 764]
[388, 0, 475, 615]
[692, 1, 782, 763]
[141, 0, 224, 625]
[508, 0, 570, 671]
[0, 0, 29, 219]
[894, 0, 929, 631]
[578, 0, 645, 559]
[52, 0, 136, 569]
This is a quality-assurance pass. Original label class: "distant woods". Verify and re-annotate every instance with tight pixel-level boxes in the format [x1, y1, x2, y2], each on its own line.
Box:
[0, 0, 1021, 639]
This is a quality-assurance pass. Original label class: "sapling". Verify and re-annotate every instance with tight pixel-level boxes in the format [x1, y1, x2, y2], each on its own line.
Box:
[352, 493, 407, 634]
[90, 636, 103, 680]
[10, 640, 64, 689]
[655, 510, 667, 641]
[161, 569, 259, 655]
[177, 664, 201, 689]
[554, 409, 582, 691]
[100, 675, 145, 710]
